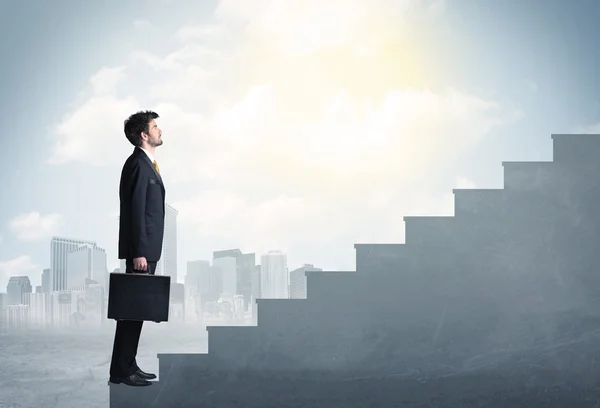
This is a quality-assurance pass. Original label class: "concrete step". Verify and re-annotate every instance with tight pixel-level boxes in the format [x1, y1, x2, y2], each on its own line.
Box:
[207, 325, 261, 357]
[158, 353, 211, 380]
[403, 215, 456, 246]
[355, 243, 456, 277]
[204, 325, 319, 371]
[204, 317, 355, 372]
[305, 271, 357, 301]
[502, 161, 554, 191]
[453, 188, 505, 217]
[108, 379, 161, 407]
[354, 243, 413, 275]
[551, 133, 600, 165]
[255, 298, 310, 328]
[452, 189, 563, 228]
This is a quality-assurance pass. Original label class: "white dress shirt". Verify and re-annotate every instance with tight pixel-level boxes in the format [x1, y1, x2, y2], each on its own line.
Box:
[139, 146, 155, 163]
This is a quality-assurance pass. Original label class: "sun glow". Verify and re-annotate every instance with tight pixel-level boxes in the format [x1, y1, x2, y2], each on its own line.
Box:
[227, 13, 436, 172]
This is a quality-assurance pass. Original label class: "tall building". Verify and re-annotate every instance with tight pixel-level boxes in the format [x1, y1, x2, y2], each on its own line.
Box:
[41, 268, 50, 293]
[156, 203, 178, 281]
[185, 260, 211, 301]
[238, 252, 256, 308]
[260, 250, 288, 299]
[6, 276, 32, 305]
[0, 292, 6, 329]
[4, 304, 30, 330]
[185, 260, 211, 322]
[169, 282, 185, 321]
[290, 264, 323, 299]
[81, 283, 106, 327]
[66, 244, 108, 289]
[50, 237, 97, 292]
[46, 291, 78, 328]
[212, 256, 237, 297]
[24, 292, 48, 327]
[213, 249, 256, 308]
[252, 265, 261, 302]
[209, 264, 223, 302]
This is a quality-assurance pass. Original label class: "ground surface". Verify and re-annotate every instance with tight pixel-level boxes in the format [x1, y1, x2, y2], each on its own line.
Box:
[0, 322, 208, 408]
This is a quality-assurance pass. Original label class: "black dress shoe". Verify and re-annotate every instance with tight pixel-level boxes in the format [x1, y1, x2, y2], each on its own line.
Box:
[109, 374, 152, 386]
[135, 369, 157, 380]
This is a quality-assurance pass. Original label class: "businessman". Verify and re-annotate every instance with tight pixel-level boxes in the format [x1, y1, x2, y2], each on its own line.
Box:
[109, 110, 165, 387]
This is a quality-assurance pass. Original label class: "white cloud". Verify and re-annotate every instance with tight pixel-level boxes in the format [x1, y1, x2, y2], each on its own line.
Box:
[174, 24, 225, 41]
[130, 45, 221, 72]
[211, 85, 277, 145]
[128, 45, 222, 108]
[9, 212, 62, 242]
[89, 66, 127, 95]
[173, 191, 348, 256]
[50, 0, 517, 269]
[0, 255, 38, 290]
[149, 65, 216, 102]
[49, 95, 139, 165]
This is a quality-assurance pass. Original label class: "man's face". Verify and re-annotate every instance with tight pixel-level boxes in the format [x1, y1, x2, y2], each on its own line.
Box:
[144, 119, 163, 147]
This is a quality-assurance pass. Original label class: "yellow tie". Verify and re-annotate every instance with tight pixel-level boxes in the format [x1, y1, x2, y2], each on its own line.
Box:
[153, 160, 160, 175]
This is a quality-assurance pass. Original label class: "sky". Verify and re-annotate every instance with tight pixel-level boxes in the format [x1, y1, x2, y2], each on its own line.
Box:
[0, 0, 599, 289]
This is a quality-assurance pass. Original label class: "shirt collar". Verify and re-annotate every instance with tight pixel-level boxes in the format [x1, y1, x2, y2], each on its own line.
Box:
[139, 147, 155, 163]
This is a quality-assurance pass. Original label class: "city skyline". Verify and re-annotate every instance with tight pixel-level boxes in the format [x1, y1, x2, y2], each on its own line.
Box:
[0, 220, 308, 298]
[0, 230, 302, 331]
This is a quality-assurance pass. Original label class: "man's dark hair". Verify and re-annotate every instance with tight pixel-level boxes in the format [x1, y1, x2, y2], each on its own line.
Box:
[124, 110, 159, 147]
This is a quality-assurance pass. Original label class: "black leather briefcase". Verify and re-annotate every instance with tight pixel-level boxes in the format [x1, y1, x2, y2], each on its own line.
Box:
[107, 272, 171, 322]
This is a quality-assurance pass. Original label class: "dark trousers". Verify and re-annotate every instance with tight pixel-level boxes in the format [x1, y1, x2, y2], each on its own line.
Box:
[109, 259, 157, 377]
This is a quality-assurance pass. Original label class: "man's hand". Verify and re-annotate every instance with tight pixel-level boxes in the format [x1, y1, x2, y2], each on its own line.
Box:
[133, 257, 148, 272]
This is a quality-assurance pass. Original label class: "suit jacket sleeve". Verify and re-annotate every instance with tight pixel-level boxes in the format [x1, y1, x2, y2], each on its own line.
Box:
[129, 160, 149, 258]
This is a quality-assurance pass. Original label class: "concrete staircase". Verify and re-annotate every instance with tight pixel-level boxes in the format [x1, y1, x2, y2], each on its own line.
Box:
[109, 134, 600, 407]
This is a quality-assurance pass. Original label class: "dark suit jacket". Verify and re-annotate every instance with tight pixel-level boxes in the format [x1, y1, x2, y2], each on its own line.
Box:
[118, 147, 166, 262]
